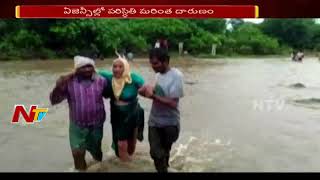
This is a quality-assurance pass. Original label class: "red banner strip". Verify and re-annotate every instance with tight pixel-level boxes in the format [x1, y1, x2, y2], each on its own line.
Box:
[16, 5, 259, 18]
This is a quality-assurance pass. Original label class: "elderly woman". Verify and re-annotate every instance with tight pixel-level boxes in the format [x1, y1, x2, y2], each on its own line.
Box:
[99, 54, 145, 161]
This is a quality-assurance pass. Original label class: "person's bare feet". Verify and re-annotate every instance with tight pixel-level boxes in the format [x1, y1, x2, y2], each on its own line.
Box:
[119, 155, 132, 162]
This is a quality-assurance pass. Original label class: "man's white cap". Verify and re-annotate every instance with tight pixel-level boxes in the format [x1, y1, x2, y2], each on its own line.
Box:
[74, 55, 95, 70]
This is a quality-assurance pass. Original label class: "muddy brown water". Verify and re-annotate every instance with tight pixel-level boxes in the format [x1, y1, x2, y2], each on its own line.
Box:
[1, 57, 320, 172]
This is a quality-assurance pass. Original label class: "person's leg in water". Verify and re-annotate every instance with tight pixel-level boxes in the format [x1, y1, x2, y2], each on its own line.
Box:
[117, 124, 135, 161]
[118, 140, 131, 161]
[72, 149, 87, 171]
[90, 149, 103, 162]
[87, 126, 103, 162]
[128, 128, 138, 156]
[149, 127, 168, 173]
[69, 122, 90, 171]
[163, 145, 171, 168]
[111, 125, 131, 162]
[163, 126, 179, 169]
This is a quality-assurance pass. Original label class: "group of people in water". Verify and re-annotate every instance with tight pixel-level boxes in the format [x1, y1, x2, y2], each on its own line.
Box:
[49, 47, 184, 173]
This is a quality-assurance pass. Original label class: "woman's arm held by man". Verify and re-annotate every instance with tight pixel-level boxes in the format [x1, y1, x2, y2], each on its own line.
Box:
[138, 84, 154, 98]
[142, 84, 179, 108]
[151, 95, 179, 109]
[138, 86, 146, 96]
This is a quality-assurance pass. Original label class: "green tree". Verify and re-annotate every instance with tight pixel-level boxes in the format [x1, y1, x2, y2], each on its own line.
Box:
[186, 30, 220, 54]
[231, 24, 280, 54]
[189, 19, 226, 34]
[261, 19, 315, 49]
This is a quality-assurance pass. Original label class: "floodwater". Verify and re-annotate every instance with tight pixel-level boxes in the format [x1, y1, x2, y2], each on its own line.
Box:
[1, 57, 320, 172]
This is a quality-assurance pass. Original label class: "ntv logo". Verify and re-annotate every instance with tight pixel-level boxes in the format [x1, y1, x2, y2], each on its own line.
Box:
[11, 105, 48, 124]
[252, 99, 286, 112]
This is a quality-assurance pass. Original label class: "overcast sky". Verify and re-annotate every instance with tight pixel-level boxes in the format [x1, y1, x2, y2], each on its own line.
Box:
[226, 18, 319, 30]
[241, 18, 320, 24]
[242, 18, 264, 24]
[225, 18, 264, 24]
[225, 18, 264, 29]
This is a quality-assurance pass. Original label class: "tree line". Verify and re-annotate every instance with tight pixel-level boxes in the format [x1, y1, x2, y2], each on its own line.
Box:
[0, 19, 319, 60]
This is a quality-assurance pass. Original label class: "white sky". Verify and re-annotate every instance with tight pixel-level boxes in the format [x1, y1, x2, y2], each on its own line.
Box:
[225, 18, 264, 24]
[242, 19, 319, 24]
[241, 18, 319, 24]
[242, 18, 264, 24]
[225, 18, 264, 30]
